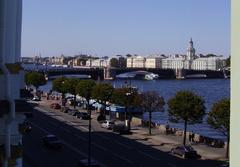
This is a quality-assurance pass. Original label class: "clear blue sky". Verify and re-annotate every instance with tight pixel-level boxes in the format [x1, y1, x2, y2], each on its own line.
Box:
[22, 0, 230, 57]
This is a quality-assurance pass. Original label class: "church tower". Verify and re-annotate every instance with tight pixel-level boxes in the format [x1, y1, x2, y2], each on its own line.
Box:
[186, 38, 195, 60]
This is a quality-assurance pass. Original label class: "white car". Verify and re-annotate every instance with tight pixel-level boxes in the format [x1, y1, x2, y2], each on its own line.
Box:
[32, 96, 41, 101]
[101, 120, 115, 129]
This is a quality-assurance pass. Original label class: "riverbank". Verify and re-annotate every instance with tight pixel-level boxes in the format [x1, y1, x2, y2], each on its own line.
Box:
[30, 96, 228, 161]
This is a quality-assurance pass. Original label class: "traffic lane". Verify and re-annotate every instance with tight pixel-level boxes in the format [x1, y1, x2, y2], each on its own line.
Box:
[31, 108, 222, 167]
[22, 122, 84, 167]
[30, 110, 185, 167]
[30, 109, 130, 167]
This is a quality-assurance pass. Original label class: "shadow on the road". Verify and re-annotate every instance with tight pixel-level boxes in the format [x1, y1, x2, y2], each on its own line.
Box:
[23, 108, 226, 167]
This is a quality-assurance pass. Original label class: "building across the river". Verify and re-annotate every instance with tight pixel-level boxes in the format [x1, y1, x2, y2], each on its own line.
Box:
[127, 39, 225, 71]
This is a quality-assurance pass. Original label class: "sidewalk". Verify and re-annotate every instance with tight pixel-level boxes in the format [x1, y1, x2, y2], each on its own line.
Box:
[130, 126, 227, 160]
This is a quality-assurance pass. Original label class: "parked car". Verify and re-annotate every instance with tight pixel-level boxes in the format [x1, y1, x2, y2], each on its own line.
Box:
[32, 96, 41, 101]
[112, 124, 131, 134]
[101, 120, 115, 129]
[68, 109, 79, 116]
[75, 112, 90, 120]
[171, 145, 198, 159]
[50, 103, 61, 109]
[42, 135, 62, 149]
[77, 159, 101, 167]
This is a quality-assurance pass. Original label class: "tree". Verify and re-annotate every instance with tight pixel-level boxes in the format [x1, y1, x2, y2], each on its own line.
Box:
[207, 98, 230, 158]
[52, 77, 67, 94]
[92, 83, 114, 116]
[24, 72, 46, 91]
[52, 77, 68, 106]
[168, 90, 205, 145]
[76, 80, 96, 107]
[111, 87, 142, 130]
[63, 78, 80, 108]
[141, 91, 165, 135]
[110, 58, 119, 68]
[225, 56, 230, 67]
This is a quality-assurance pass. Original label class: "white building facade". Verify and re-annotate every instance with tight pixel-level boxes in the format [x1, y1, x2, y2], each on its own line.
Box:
[86, 58, 110, 67]
[0, 0, 26, 166]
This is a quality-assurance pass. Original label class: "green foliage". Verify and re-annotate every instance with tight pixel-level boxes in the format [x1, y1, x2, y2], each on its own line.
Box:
[62, 78, 80, 95]
[92, 83, 114, 104]
[110, 58, 119, 68]
[5, 63, 22, 74]
[76, 80, 96, 102]
[141, 91, 165, 112]
[52, 77, 67, 94]
[168, 90, 205, 124]
[225, 56, 230, 67]
[168, 90, 205, 145]
[24, 72, 46, 89]
[207, 98, 230, 136]
[111, 87, 141, 107]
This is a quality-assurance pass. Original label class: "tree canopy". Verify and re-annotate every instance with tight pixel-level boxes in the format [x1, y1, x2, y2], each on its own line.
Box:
[141, 91, 165, 135]
[111, 87, 142, 107]
[110, 58, 119, 68]
[25, 72, 46, 90]
[208, 98, 230, 137]
[168, 90, 205, 145]
[52, 77, 67, 94]
[92, 83, 114, 104]
[207, 98, 230, 158]
[76, 80, 96, 102]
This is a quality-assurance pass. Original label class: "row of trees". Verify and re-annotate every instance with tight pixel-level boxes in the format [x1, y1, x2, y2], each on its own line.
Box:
[24, 72, 230, 158]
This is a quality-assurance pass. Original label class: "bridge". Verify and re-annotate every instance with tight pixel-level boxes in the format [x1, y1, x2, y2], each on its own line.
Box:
[23, 64, 230, 80]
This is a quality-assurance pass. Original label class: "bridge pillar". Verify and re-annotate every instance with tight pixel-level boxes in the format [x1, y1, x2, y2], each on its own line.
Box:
[175, 69, 185, 79]
[103, 66, 113, 80]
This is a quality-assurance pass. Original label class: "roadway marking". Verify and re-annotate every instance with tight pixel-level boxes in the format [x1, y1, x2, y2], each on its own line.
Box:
[113, 153, 134, 165]
[138, 150, 160, 161]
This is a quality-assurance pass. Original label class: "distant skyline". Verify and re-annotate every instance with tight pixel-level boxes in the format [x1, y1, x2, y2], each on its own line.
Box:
[22, 0, 230, 57]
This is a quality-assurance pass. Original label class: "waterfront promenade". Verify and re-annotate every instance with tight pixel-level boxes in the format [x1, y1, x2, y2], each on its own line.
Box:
[33, 96, 227, 161]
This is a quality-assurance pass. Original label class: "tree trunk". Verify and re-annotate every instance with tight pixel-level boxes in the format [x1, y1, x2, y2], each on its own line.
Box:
[225, 134, 229, 158]
[149, 111, 152, 135]
[183, 120, 187, 145]
[73, 94, 76, 109]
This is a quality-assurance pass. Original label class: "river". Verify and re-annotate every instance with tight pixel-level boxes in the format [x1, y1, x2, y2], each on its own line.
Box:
[39, 77, 230, 140]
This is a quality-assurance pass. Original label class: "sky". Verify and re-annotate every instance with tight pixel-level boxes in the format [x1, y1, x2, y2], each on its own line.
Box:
[22, 0, 230, 57]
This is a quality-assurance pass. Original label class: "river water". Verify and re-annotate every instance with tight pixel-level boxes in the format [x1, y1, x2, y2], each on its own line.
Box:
[40, 77, 230, 140]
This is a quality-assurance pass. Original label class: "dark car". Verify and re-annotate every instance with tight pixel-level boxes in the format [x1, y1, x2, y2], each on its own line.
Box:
[42, 135, 62, 149]
[171, 145, 198, 159]
[77, 159, 101, 167]
[112, 124, 131, 135]
[50, 103, 61, 109]
[68, 109, 79, 116]
[75, 112, 90, 120]
[61, 107, 70, 113]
